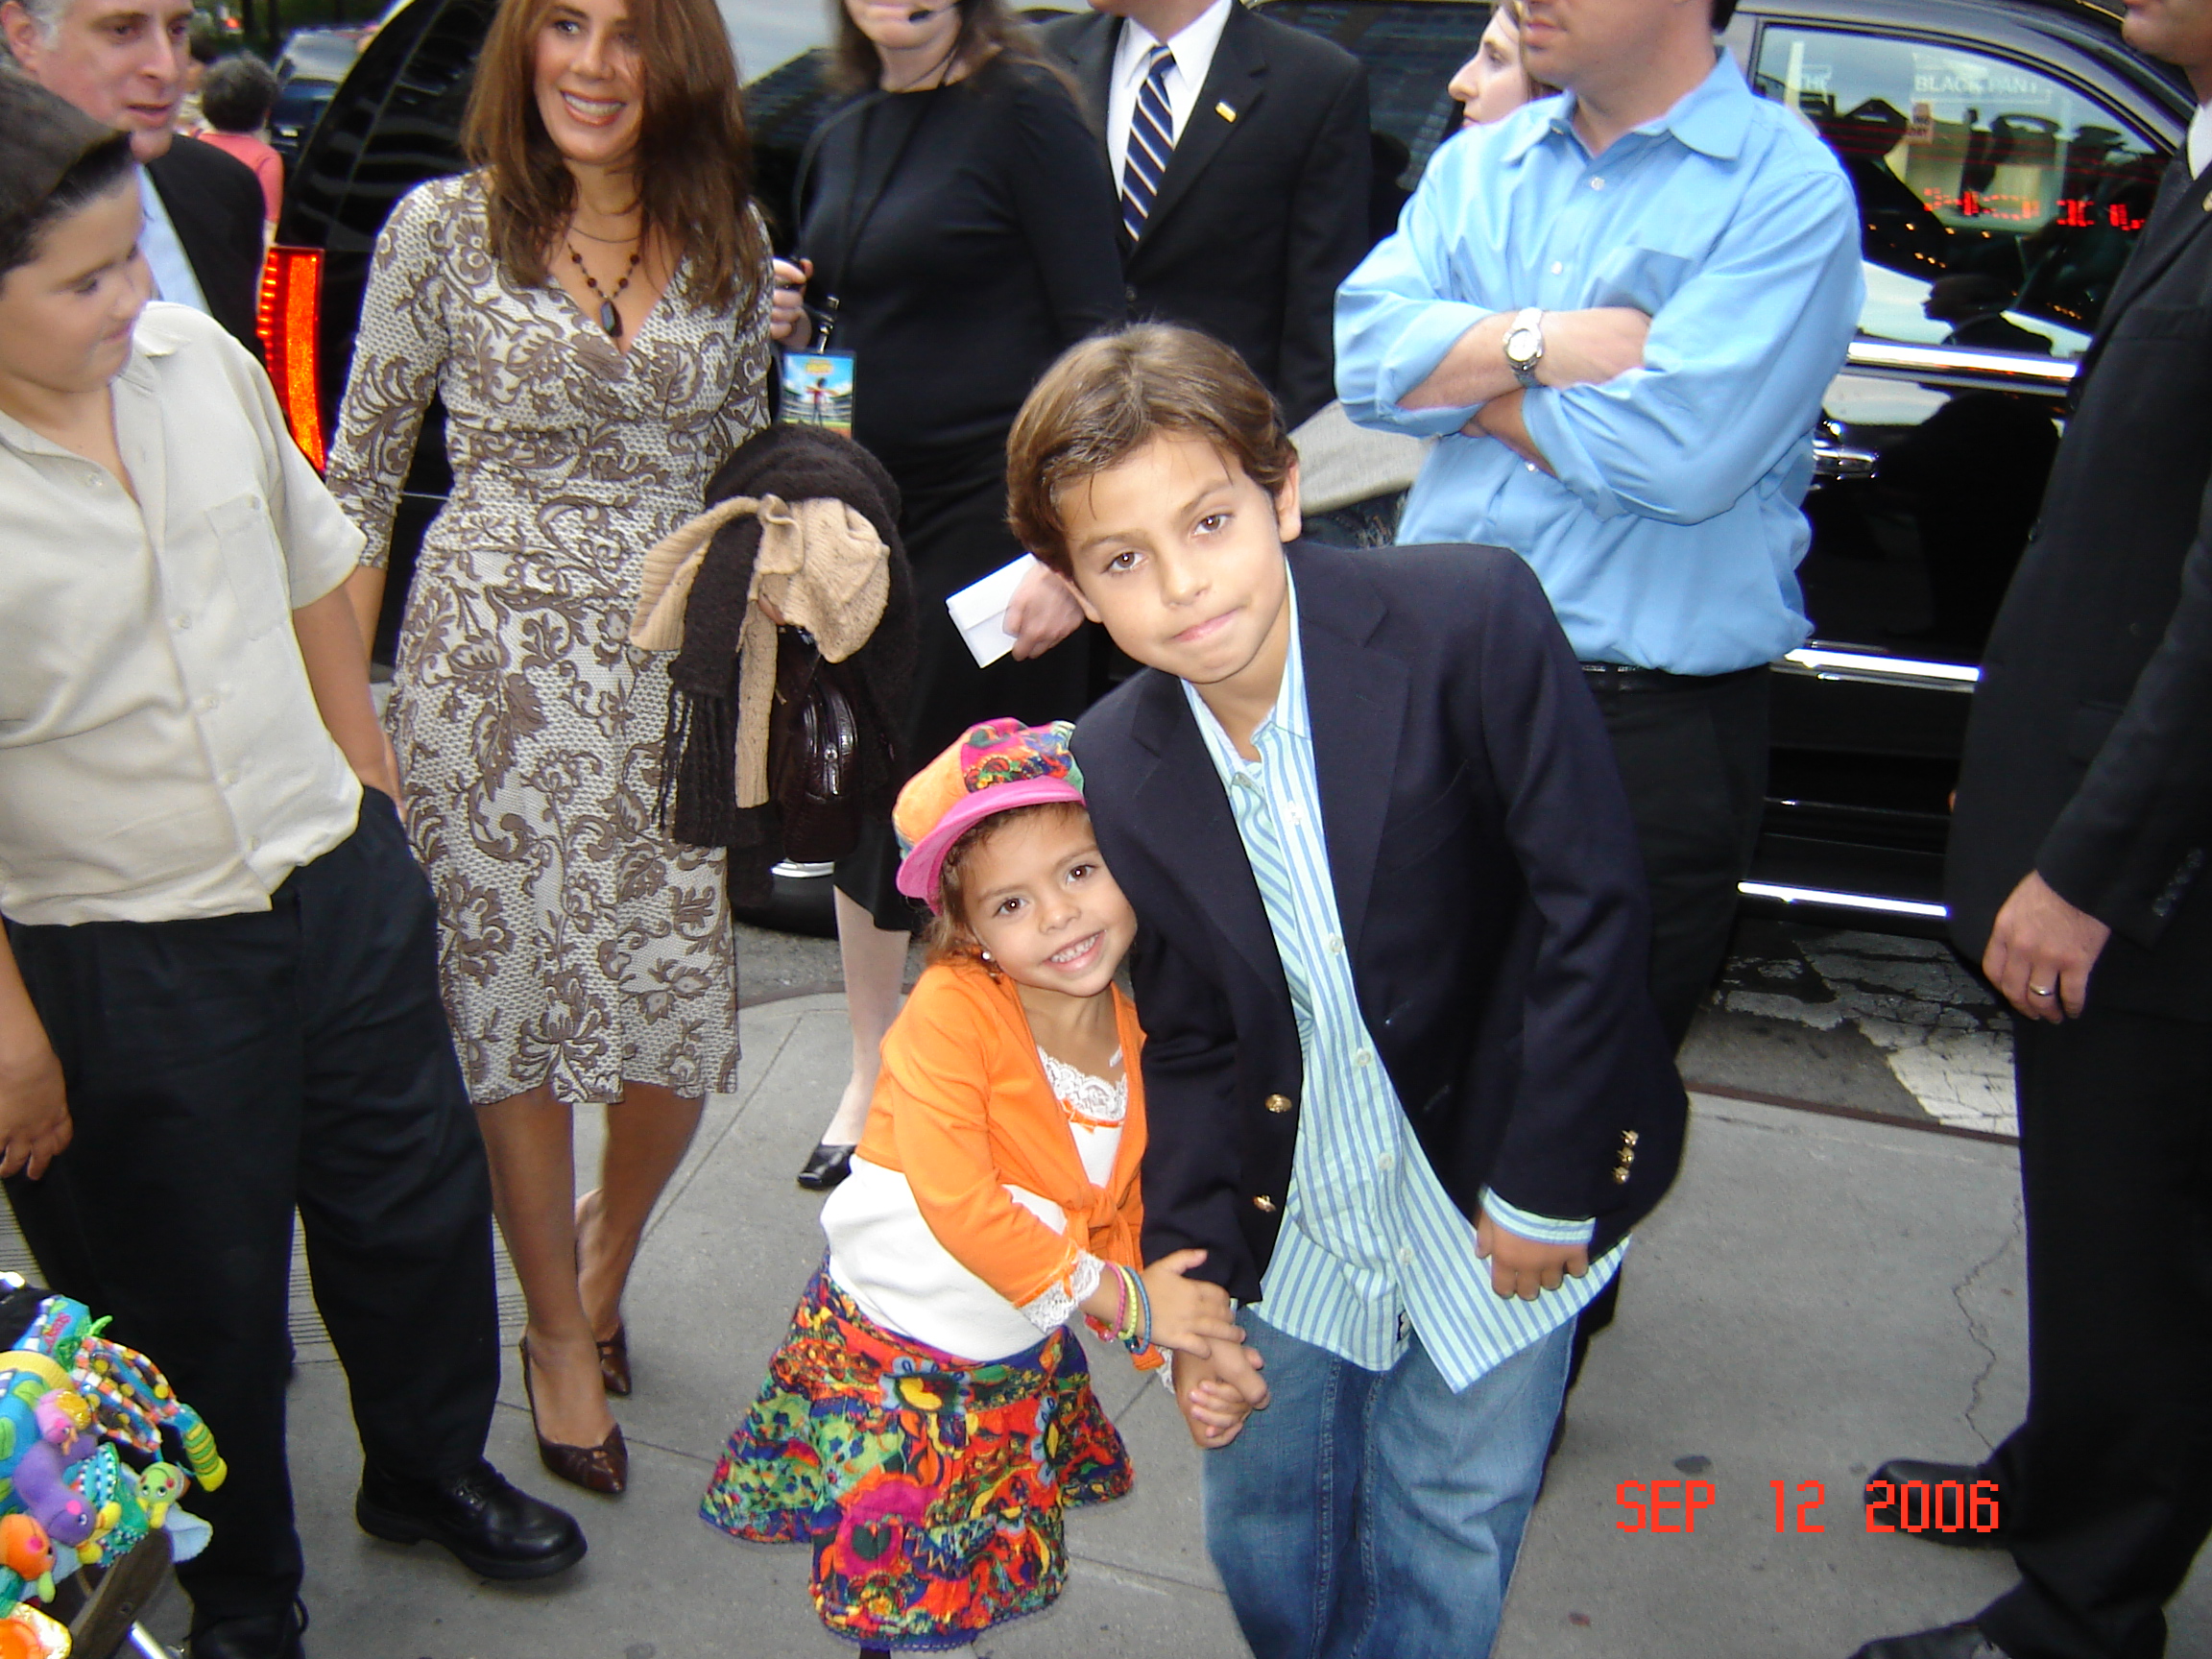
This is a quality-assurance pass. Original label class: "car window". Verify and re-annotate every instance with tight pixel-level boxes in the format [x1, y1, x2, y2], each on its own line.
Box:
[1753, 25, 2167, 355]
[1258, 0, 1484, 238]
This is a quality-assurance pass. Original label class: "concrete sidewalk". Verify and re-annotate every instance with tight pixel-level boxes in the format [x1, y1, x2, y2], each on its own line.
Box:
[113, 993, 2210, 1658]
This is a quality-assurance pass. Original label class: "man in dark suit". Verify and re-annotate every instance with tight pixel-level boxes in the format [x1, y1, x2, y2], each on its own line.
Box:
[4, 0, 265, 356]
[1039, 0, 1371, 429]
[1851, 2, 2212, 1656]
[1008, 325, 1685, 1657]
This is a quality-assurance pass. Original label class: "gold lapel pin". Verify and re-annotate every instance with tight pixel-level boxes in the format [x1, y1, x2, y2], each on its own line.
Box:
[1215, 101, 1238, 123]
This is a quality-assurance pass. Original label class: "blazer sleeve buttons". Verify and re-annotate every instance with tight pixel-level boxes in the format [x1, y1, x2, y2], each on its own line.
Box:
[1264, 1094, 1295, 1115]
[1253, 1194, 1279, 1214]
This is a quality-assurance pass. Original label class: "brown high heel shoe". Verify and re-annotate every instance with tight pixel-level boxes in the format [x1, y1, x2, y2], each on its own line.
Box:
[517, 1337, 627, 1495]
[595, 1326, 632, 1397]
[575, 1190, 633, 1397]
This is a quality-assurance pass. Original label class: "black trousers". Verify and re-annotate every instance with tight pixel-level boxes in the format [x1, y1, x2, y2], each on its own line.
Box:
[1571, 668, 1770, 1372]
[3, 791, 500, 1625]
[1976, 1005, 2212, 1659]
[1586, 667, 1771, 1049]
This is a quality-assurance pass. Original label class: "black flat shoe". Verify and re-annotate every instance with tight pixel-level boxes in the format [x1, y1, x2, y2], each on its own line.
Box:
[797, 1142, 854, 1190]
[187, 1598, 307, 1659]
[1864, 1457, 2008, 1549]
[355, 1457, 587, 1580]
[1850, 1621, 2008, 1659]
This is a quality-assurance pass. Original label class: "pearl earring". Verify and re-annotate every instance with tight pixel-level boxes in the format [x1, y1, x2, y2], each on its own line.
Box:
[979, 950, 994, 962]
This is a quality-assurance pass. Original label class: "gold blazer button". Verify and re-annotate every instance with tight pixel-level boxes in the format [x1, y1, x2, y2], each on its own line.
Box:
[1613, 1166, 1632, 1184]
[1253, 1194, 1279, 1214]
[1264, 1094, 1295, 1115]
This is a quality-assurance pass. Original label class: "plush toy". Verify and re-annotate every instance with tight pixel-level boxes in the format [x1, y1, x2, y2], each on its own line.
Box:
[12, 1396, 99, 1550]
[0, 1516, 53, 1607]
[135, 1464, 186, 1529]
[0, 1291, 226, 1623]
[0, 1603, 66, 1658]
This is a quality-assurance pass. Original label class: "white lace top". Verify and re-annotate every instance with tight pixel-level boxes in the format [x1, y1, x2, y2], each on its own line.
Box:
[821, 1050, 1126, 1363]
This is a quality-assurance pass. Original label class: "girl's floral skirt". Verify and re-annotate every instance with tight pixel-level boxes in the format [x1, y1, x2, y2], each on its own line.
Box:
[701, 1263, 1134, 1650]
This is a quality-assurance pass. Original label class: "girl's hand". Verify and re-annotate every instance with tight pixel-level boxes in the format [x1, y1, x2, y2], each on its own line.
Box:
[770, 257, 812, 345]
[1141, 1248, 1244, 1358]
[1172, 1345, 1268, 1449]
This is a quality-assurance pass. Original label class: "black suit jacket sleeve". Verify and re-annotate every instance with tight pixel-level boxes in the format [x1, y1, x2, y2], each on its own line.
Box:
[2037, 476, 2212, 948]
[147, 137, 267, 363]
[1124, 922, 1257, 1288]
[1003, 66, 1128, 346]
[1274, 58, 1371, 428]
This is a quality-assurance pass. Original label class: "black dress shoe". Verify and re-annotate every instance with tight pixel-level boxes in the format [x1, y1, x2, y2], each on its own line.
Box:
[1850, 1620, 2008, 1658]
[355, 1458, 586, 1580]
[188, 1599, 307, 1659]
[1864, 1457, 2009, 1548]
[796, 1142, 854, 1190]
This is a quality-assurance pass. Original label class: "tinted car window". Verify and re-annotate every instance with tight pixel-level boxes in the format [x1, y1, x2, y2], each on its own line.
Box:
[1755, 25, 2165, 351]
[1252, 1, 1484, 236]
[1751, 24, 2170, 665]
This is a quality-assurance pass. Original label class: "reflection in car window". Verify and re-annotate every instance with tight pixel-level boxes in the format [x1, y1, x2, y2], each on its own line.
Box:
[1260, 1, 1482, 234]
[1754, 27, 2168, 354]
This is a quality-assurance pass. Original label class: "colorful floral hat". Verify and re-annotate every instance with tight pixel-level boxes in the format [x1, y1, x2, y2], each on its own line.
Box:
[894, 719, 1086, 912]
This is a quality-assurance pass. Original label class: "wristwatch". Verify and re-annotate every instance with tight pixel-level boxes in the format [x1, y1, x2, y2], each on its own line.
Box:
[1503, 307, 1546, 389]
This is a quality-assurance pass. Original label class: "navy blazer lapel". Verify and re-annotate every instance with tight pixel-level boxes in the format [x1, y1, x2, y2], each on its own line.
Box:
[1293, 547, 1406, 958]
[1126, 669, 1287, 998]
[1137, 6, 1267, 248]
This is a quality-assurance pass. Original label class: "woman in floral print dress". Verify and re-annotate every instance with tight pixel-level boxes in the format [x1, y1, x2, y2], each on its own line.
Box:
[325, 0, 770, 1492]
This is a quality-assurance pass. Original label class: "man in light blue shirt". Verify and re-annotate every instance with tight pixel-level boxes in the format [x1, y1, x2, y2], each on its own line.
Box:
[1336, 0, 1862, 1055]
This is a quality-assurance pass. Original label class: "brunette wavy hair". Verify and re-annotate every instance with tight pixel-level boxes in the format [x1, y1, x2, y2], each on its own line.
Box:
[462, 0, 764, 312]
[831, 0, 1061, 93]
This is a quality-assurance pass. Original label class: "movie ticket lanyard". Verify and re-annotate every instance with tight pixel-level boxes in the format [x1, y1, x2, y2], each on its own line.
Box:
[793, 87, 945, 353]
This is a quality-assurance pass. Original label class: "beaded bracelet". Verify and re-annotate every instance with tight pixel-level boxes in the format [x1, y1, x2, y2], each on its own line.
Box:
[1123, 1264, 1152, 1354]
[1112, 1262, 1149, 1351]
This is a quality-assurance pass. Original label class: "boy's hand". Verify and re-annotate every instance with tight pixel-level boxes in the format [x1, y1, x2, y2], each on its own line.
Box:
[1172, 1344, 1269, 1449]
[0, 1033, 71, 1181]
[1475, 1207, 1589, 1301]
[1141, 1249, 1245, 1358]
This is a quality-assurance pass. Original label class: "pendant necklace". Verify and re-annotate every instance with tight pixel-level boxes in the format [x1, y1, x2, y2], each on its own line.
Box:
[567, 243, 642, 338]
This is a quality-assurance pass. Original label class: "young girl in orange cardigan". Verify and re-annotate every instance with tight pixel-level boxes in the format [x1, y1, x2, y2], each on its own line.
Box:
[702, 718, 1249, 1654]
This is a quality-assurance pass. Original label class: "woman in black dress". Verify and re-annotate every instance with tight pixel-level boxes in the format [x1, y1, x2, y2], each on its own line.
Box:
[769, 0, 1122, 1186]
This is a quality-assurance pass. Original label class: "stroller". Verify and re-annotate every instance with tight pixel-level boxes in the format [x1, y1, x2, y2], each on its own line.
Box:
[0, 1276, 226, 1659]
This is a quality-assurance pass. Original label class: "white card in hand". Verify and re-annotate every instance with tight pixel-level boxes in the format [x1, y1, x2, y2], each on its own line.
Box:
[946, 554, 1042, 668]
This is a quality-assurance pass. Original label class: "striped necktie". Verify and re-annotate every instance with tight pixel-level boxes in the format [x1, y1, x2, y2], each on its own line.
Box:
[1120, 42, 1176, 240]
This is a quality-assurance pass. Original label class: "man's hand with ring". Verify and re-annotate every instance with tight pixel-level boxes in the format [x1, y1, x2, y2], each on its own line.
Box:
[1984, 870, 2111, 1022]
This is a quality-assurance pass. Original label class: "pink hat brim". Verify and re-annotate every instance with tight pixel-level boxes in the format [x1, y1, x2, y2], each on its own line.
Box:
[896, 776, 1089, 912]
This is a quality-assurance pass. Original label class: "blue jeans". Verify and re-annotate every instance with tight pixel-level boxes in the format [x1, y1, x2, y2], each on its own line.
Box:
[1202, 1313, 1572, 1659]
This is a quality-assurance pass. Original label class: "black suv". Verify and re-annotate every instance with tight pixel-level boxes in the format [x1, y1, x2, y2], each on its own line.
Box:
[267, 0, 2192, 936]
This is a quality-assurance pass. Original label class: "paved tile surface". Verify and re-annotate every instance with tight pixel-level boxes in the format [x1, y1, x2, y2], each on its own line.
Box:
[29, 993, 2208, 1657]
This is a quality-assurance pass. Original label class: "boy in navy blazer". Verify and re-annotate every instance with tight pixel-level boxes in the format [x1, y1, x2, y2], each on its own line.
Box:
[1008, 325, 1685, 1658]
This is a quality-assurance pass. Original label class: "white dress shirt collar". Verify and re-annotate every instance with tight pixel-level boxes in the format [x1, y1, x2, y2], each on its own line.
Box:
[137, 168, 211, 316]
[2190, 99, 2212, 178]
[1106, 0, 1238, 186]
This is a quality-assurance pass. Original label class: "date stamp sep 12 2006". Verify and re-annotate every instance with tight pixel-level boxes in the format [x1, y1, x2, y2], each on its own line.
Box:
[1613, 1478, 2003, 1535]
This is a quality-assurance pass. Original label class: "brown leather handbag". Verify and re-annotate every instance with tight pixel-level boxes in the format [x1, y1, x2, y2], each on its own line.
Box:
[767, 626, 865, 862]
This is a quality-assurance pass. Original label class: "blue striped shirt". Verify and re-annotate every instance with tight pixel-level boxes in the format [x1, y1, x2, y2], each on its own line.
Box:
[1182, 581, 1623, 1389]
